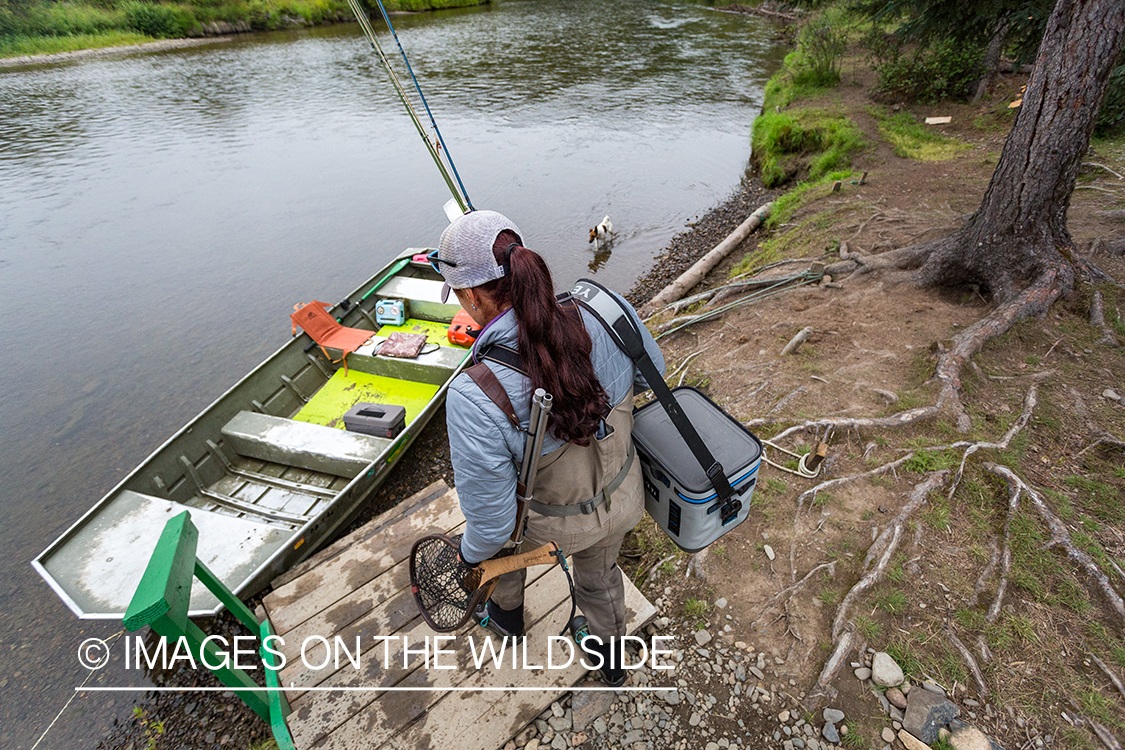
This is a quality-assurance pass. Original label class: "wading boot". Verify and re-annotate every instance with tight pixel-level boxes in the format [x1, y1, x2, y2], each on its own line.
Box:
[473, 600, 525, 641]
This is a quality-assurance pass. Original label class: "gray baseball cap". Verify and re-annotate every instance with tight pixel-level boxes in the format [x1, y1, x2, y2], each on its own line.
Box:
[434, 210, 523, 303]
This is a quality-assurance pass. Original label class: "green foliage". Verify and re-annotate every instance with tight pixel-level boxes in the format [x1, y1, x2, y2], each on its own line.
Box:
[865, 33, 983, 103]
[122, 2, 194, 39]
[903, 449, 959, 473]
[855, 614, 882, 640]
[792, 14, 847, 89]
[133, 706, 166, 750]
[886, 641, 921, 677]
[684, 598, 710, 619]
[752, 108, 865, 187]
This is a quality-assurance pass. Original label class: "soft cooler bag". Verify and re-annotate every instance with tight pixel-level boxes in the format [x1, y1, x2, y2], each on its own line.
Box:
[569, 279, 763, 552]
[632, 387, 762, 552]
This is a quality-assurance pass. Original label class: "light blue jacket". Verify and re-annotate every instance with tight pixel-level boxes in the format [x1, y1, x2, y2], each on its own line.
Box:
[445, 292, 665, 563]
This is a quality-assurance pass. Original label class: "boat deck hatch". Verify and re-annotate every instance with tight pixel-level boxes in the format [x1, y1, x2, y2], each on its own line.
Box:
[293, 369, 440, 430]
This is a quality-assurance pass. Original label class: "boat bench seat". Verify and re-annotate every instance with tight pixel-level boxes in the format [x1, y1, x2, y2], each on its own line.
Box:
[221, 411, 391, 478]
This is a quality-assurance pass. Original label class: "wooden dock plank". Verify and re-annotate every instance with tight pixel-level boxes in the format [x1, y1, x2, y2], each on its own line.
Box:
[272, 480, 451, 589]
[265, 479, 658, 750]
[290, 566, 568, 749]
[264, 493, 464, 635]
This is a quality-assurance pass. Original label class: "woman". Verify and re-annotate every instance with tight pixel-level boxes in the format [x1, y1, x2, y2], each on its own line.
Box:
[431, 209, 664, 685]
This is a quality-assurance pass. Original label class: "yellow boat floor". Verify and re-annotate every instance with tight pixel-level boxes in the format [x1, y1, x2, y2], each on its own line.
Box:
[262, 480, 657, 750]
[293, 368, 440, 430]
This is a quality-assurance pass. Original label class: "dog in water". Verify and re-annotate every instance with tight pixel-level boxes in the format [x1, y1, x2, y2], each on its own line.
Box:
[588, 216, 613, 246]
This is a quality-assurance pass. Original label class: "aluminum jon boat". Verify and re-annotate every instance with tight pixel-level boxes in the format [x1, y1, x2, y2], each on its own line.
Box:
[34, 248, 470, 619]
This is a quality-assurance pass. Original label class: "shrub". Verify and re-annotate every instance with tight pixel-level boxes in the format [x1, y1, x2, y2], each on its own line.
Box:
[792, 15, 847, 89]
[121, 1, 194, 38]
[866, 32, 983, 103]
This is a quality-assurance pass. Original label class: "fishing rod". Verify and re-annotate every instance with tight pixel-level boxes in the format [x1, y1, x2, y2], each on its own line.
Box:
[344, 0, 473, 214]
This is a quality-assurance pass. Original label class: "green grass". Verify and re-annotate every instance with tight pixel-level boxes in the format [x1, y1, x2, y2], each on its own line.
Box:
[903, 449, 960, 473]
[886, 641, 921, 677]
[684, 598, 710, 620]
[874, 589, 908, 614]
[752, 108, 866, 187]
[868, 106, 972, 161]
[855, 614, 882, 641]
[0, 30, 152, 57]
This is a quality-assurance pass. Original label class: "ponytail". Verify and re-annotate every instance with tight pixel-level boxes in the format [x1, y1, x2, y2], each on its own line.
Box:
[481, 231, 608, 445]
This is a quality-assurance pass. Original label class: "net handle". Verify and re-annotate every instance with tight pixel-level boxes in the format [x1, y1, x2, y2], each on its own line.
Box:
[477, 542, 560, 584]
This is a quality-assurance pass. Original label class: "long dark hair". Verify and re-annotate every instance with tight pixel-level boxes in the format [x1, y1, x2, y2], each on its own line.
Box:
[481, 230, 609, 446]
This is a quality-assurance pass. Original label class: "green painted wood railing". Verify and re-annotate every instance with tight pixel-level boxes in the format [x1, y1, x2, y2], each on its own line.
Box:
[123, 511, 296, 750]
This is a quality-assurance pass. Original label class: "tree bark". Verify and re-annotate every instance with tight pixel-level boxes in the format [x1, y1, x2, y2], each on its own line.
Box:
[918, 0, 1125, 303]
[972, 13, 1013, 105]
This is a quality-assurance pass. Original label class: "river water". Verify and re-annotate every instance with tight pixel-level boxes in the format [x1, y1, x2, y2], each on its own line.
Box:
[0, 1, 780, 746]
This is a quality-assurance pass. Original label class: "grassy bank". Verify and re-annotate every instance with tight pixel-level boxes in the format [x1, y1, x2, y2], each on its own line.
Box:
[0, 0, 484, 58]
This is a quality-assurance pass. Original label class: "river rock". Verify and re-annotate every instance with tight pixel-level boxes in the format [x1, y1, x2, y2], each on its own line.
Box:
[904, 685, 960, 743]
[572, 690, 615, 730]
[886, 687, 908, 709]
[871, 652, 904, 687]
[764, 544, 776, 560]
[882, 727, 896, 743]
[899, 729, 931, 750]
[822, 723, 840, 744]
[951, 726, 992, 750]
[855, 667, 872, 681]
[695, 630, 713, 646]
[823, 708, 845, 724]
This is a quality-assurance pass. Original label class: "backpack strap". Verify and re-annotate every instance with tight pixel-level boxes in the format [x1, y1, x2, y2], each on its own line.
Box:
[569, 278, 741, 524]
[464, 362, 520, 430]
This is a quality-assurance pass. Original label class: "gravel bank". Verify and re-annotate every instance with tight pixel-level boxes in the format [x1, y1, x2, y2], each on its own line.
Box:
[0, 37, 233, 68]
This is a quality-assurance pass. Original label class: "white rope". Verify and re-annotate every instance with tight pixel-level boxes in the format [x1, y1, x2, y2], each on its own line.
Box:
[761, 439, 822, 478]
[32, 629, 126, 750]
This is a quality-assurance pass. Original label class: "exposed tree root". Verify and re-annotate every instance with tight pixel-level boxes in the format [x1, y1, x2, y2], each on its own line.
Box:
[1089, 652, 1125, 704]
[1069, 386, 1125, 455]
[985, 463, 1125, 626]
[804, 630, 859, 711]
[971, 537, 1001, 608]
[1090, 291, 1121, 346]
[934, 268, 1063, 432]
[947, 385, 1039, 501]
[753, 561, 836, 626]
[943, 623, 989, 698]
[745, 405, 939, 443]
[987, 476, 1022, 628]
[832, 471, 949, 641]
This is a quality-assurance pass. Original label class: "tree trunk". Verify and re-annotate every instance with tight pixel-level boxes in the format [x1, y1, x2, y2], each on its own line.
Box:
[918, 0, 1125, 303]
[971, 13, 1013, 105]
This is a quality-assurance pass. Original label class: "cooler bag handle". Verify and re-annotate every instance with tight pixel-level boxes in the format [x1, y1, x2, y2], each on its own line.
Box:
[569, 279, 742, 524]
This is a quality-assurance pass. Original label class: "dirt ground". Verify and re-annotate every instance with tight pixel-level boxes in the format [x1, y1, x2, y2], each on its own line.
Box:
[619, 60, 1125, 750]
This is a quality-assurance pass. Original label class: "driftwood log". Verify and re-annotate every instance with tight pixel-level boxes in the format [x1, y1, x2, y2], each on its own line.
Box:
[639, 203, 772, 317]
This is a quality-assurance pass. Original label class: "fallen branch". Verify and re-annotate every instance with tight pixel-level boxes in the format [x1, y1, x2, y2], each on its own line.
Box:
[947, 385, 1039, 501]
[832, 471, 950, 641]
[639, 202, 772, 316]
[781, 326, 814, 355]
[985, 463, 1125, 625]
[944, 624, 989, 697]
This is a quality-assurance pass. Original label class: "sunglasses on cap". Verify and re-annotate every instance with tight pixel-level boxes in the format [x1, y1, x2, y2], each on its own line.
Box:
[426, 249, 457, 276]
